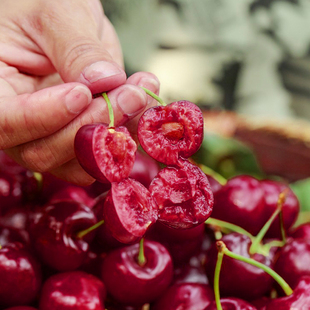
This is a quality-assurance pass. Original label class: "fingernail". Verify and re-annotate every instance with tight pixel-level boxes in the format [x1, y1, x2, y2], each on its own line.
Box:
[82, 61, 124, 83]
[117, 85, 147, 117]
[66, 85, 92, 114]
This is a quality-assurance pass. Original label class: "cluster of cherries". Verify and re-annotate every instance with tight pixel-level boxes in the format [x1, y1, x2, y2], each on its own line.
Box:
[0, 89, 310, 310]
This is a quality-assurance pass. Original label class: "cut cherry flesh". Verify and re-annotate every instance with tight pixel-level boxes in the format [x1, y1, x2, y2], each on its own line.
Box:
[101, 240, 173, 306]
[103, 178, 158, 244]
[75, 123, 137, 183]
[149, 158, 214, 229]
[138, 101, 204, 165]
[39, 271, 106, 310]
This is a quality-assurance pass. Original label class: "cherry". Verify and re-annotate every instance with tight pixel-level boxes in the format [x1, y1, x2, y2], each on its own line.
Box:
[0, 224, 29, 247]
[205, 298, 257, 310]
[289, 222, 310, 239]
[101, 240, 173, 306]
[29, 200, 97, 271]
[274, 237, 310, 290]
[149, 158, 214, 229]
[129, 150, 160, 188]
[259, 179, 299, 238]
[138, 100, 204, 165]
[265, 276, 310, 309]
[151, 283, 214, 310]
[211, 175, 266, 236]
[4, 307, 38, 310]
[0, 242, 42, 307]
[75, 123, 137, 183]
[205, 233, 274, 301]
[39, 271, 106, 310]
[103, 178, 158, 244]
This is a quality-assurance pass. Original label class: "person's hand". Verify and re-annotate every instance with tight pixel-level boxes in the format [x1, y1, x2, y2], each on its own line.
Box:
[0, 0, 160, 185]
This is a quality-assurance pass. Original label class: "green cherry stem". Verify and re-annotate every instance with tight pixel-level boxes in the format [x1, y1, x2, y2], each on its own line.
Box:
[76, 220, 105, 239]
[102, 92, 115, 128]
[140, 87, 167, 106]
[218, 240, 293, 296]
[214, 242, 225, 310]
[206, 218, 255, 241]
[198, 163, 227, 186]
[33, 172, 43, 192]
[138, 238, 146, 267]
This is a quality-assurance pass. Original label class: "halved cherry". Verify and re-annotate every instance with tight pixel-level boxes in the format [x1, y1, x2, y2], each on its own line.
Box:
[149, 158, 214, 229]
[103, 178, 158, 244]
[138, 100, 204, 165]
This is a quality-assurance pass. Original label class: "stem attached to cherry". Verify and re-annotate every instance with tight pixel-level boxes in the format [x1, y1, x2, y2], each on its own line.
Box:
[102, 92, 115, 128]
[214, 242, 224, 310]
[217, 240, 293, 296]
[76, 220, 105, 239]
[138, 238, 146, 267]
[198, 163, 227, 186]
[140, 87, 166, 106]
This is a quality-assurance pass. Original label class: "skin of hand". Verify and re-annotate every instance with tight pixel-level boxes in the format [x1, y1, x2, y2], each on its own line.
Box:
[0, 0, 160, 185]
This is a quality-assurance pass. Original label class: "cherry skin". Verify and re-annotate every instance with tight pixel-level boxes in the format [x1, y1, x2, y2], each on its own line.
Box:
[151, 283, 214, 310]
[103, 178, 158, 244]
[205, 298, 258, 310]
[259, 179, 299, 238]
[138, 100, 204, 165]
[289, 222, 310, 239]
[149, 158, 214, 229]
[129, 150, 160, 188]
[205, 233, 274, 301]
[211, 175, 265, 236]
[4, 307, 38, 310]
[265, 276, 310, 309]
[0, 224, 29, 247]
[75, 123, 137, 183]
[101, 240, 173, 306]
[0, 242, 42, 307]
[39, 271, 106, 310]
[274, 237, 310, 290]
[29, 200, 97, 271]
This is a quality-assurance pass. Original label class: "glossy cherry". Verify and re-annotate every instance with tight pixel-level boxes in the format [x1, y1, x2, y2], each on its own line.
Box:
[289, 222, 310, 239]
[0, 242, 42, 307]
[205, 297, 258, 310]
[29, 200, 97, 271]
[138, 100, 204, 165]
[75, 123, 137, 183]
[101, 240, 173, 306]
[205, 233, 274, 301]
[39, 271, 106, 310]
[151, 283, 214, 310]
[103, 178, 158, 244]
[149, 158, 214, 229]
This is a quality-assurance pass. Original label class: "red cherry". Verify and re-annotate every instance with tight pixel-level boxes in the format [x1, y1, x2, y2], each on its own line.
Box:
[205, 297, 258, 310]
[138, 101, 204, 165]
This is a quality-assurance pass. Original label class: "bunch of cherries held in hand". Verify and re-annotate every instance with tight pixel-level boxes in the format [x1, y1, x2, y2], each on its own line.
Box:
[0, 88, 310, 310]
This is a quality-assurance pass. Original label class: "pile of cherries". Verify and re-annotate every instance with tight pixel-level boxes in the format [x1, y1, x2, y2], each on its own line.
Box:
[0, 90, 310, 310]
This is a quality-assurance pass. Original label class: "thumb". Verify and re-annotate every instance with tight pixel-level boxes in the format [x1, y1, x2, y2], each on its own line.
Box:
[26, 0, 126, 94]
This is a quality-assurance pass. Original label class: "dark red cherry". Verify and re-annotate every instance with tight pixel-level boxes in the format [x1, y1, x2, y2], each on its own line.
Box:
[29, 200, 97, 271]
[260, 179, 299, 238]
[39, 271, 106, 310]
[289, 222, 310, 239]
[205, 297, 257, 310]
[274, 238, 310, 290]
[138, 100, 204, 165]
[101, 240, 173, 306]
[4, 307, 38, 310]
[205, 233, 274, 301]
[129, 150, 160, 188]
[265, 276, 310, 309]
[211, 175, 265, 236]
[149, 158, 214, 229]
[0, 242, 42, 307]
[151, 283, 214, 310]
[75, 123, 137, 183]
[103, 178, 158, 244]
[0, 224, 29, 246]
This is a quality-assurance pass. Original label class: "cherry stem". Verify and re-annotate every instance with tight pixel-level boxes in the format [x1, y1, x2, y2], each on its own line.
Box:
[76, 220, 105, 239]
[206, 218, 255, 241]
[218, 240, 293, 296]
[140, 87, 167, 106]
[198, 163, 227, 186]
[102, 92, 114, 128]
[249, 189, 288, 255]
[214, 242, 225, 310]
[33, 172, 43, 192]
[138, 238, 146, 267]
